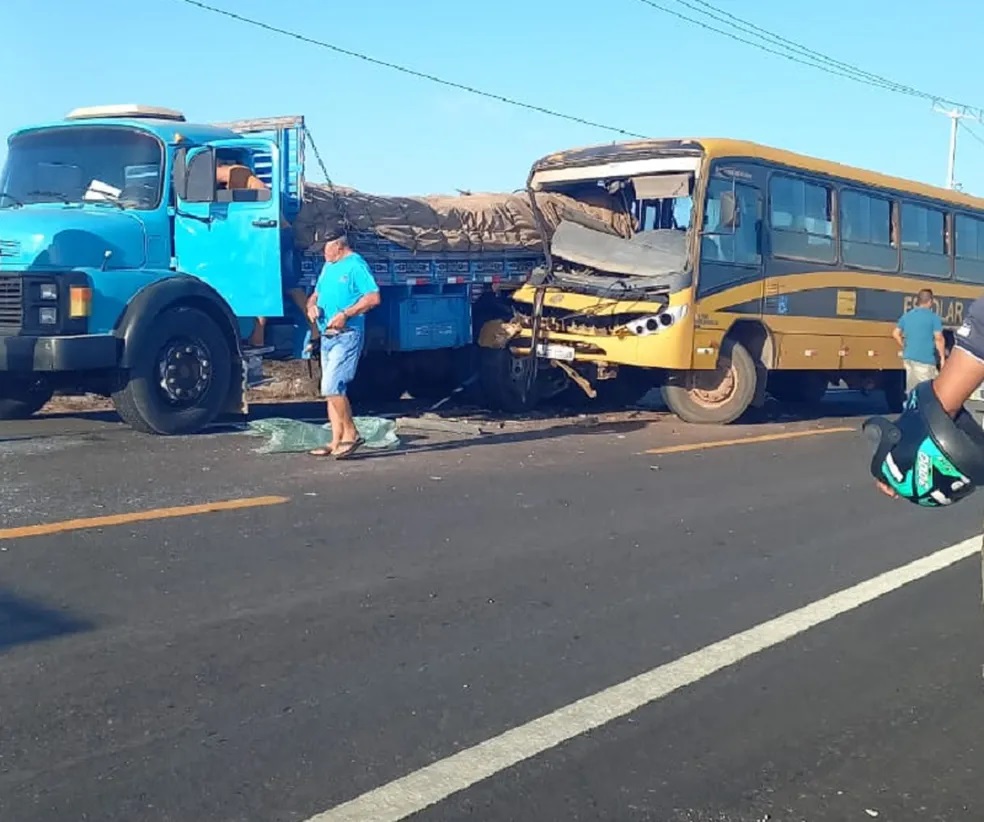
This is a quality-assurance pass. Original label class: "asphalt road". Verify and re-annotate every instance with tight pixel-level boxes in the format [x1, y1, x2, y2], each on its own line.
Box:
[1, 396, 982, 822]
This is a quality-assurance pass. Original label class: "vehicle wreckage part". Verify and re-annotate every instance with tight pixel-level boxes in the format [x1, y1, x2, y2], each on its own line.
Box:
[553, 360, 597, 399]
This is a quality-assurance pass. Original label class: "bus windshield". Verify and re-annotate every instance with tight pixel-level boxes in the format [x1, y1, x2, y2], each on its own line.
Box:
[0, 126, 164, 210]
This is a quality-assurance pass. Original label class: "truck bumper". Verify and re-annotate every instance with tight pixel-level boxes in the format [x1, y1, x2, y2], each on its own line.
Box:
[0, 334, 119, 372]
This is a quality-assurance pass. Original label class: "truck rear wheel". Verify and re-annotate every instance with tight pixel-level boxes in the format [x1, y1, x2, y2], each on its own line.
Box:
[0, 377, 54, 420]
[479, 347, 542, 413]
[112, 306, 232, 435]
[661, 338, 757, 424]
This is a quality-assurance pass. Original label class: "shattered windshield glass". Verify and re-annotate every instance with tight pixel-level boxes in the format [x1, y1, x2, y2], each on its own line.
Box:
[545, 174, 695, 282]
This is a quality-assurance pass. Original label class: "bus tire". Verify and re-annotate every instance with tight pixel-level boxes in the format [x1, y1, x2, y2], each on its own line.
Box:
[111, 306, 232, 435]
[479, 346, 541, 413]
[661, 338, 757, 424]
[883, 370, 906, 413]
[0, 378, 54, 420]
[768, 371, 829, 405]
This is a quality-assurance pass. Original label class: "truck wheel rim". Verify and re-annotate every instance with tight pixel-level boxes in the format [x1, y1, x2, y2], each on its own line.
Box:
[157, 338, 213, 406]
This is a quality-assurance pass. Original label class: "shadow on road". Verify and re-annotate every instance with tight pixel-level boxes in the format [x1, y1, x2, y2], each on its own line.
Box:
[0, 588, 93, 653]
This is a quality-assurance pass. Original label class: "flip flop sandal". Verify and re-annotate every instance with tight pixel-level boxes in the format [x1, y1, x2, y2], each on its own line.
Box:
[333, 437, 365, 461]
[309, 446, 334, 457]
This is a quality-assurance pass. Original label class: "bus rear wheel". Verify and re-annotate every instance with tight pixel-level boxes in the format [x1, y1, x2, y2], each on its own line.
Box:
[661, 338, 757, 424]
[768, 371, 829, 405]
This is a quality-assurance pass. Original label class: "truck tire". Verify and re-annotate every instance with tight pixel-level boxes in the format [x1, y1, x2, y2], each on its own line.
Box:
[347, 354, 405, 404]
[111, 306, 232, 435]
[0, 378, 54, 420]
[661, 338, 757, 424]
[479, 347, 541, 413]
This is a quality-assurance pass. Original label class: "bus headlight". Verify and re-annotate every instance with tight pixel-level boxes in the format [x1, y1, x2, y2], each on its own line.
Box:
[625, 305, 689, 336]
[39, 306, 57, 325]
[39, 283, 58, 300]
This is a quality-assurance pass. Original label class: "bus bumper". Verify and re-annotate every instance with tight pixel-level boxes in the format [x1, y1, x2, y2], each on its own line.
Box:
[0, 334, 119, 372]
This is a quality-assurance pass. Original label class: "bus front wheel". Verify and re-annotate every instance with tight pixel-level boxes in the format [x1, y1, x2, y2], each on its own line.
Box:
[661, 338, 757, 424]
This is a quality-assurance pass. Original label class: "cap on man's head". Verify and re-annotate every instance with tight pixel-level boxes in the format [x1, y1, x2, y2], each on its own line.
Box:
[322, 226, 348, 243]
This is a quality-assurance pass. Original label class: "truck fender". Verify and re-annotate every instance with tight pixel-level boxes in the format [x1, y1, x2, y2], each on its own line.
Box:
[115, 275, 241, 368]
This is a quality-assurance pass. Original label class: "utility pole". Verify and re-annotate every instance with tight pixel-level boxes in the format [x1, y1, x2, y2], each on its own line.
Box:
[933, 102, 983, 189]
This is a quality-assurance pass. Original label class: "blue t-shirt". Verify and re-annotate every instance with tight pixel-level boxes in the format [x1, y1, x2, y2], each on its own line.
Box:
[314, 253, 379, 335]
[897, 306, 943, 366]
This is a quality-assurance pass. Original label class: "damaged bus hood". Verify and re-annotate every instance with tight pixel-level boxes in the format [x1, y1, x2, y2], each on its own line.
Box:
[547, 220, 692, 297]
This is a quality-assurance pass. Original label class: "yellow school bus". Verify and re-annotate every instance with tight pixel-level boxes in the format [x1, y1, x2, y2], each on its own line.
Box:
[477, 138, 984, 423]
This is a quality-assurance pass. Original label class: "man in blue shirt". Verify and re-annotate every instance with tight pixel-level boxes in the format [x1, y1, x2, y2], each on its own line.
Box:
[306, 232, 381, 460]
[894, 289, 946, 395]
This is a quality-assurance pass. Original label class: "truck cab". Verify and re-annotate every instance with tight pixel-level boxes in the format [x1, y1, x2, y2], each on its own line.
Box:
[0, 104, 304, 434]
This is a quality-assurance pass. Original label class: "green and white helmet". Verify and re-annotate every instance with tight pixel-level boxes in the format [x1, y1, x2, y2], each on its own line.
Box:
[864, 380, 984, 507]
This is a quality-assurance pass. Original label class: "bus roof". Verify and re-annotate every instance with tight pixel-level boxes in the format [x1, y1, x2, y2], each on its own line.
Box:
[530, 138, 984, 211]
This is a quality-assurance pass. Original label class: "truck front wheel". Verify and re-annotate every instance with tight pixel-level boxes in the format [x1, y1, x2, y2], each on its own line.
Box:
[0, 377, 54, 420]
[112, 306, 232, 435]
[479, 347, 542, 413]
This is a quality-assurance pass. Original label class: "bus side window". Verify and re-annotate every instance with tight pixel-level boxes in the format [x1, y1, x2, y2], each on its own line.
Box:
[955, 214, 984, 284]
[840, 189, 897, 271]
[900, 201, 949, 278]
[769, 174, 835, 263]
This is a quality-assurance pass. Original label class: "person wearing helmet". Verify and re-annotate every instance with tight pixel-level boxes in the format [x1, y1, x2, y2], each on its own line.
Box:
[867, 294, 984, 505]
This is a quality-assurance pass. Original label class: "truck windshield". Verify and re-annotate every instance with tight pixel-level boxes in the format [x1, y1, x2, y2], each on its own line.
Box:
[0, 126, 163, 210]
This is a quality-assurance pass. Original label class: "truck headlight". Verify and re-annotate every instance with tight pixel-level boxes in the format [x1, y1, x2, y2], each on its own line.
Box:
[39, 283, 58, 300]
[39, 307, 57, 325]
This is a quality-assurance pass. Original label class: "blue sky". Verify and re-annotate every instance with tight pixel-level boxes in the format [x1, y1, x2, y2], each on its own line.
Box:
[5, 0, 984, 196]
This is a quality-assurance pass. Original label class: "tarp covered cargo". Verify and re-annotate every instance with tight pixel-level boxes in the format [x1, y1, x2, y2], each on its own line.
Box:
[292, 183, 634, 253]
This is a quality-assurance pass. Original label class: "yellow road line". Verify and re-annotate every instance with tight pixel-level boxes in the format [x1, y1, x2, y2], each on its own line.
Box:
[0, 495, 289, 540]
[646, 426, 855, 455]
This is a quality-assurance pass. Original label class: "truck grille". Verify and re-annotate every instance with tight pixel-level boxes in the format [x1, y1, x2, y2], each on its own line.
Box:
[0, 275, 24, 331]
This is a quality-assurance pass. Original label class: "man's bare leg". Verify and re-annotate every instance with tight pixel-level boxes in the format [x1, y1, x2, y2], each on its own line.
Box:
[327, 395, 358, 445]
[248, 317, 266, 348]
[326, 396, 345, 451]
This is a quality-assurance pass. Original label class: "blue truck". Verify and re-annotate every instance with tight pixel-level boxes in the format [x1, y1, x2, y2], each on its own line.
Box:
[0, 106, 545, 434]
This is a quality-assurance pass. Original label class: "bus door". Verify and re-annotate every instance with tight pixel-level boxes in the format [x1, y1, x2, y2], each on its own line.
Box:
[698, 170, 766, 315]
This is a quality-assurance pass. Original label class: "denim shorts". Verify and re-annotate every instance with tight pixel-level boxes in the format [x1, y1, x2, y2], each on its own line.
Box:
[320, 329, 363, 396]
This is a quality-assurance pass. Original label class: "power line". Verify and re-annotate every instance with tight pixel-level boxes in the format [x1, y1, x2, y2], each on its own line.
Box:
[670, 0, 924, 97]
[173, 0, 649, 139]
[633, 0, 983, 116]
[964, 123, 984, 150]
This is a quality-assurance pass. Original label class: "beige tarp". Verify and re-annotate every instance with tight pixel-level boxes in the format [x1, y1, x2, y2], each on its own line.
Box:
[293, 184, 634, 253]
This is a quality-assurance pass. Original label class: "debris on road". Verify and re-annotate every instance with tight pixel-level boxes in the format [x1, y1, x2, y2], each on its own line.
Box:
[245, 417, 401, 453]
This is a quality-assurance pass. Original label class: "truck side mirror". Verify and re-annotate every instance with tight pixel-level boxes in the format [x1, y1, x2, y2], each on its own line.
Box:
[173, 147, 216, 204]
[184, 149, 216, 204]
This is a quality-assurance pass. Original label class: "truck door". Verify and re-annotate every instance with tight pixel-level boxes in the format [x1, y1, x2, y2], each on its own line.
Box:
[173, 137, 284, 319]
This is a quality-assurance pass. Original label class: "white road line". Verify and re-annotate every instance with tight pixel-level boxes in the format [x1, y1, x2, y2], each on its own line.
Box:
[308, 536, 981, 822]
